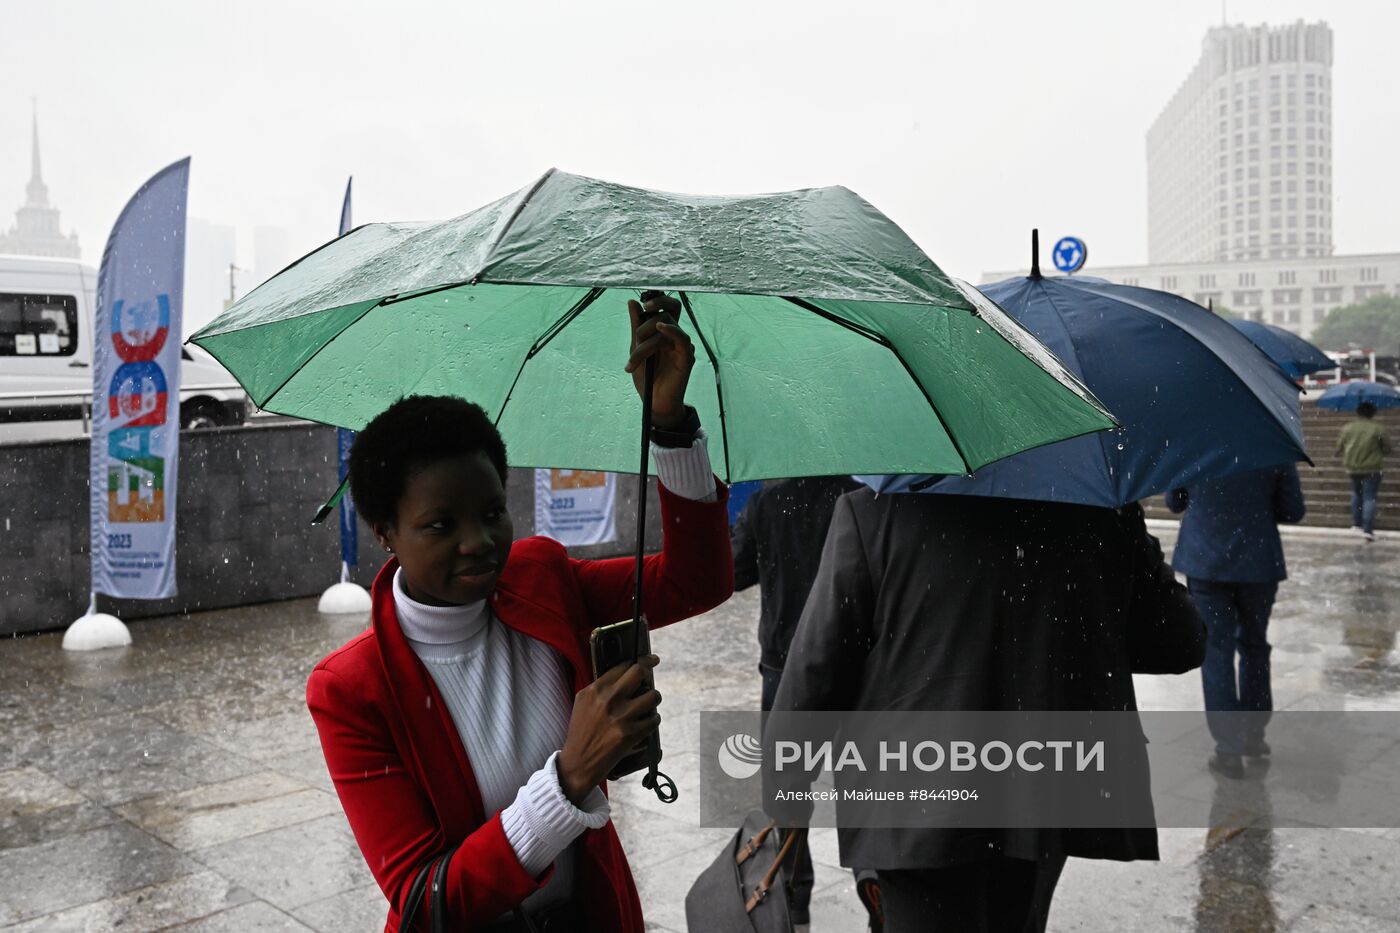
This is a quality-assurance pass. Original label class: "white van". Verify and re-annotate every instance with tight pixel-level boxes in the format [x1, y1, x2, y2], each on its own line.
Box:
[0, 254, 249, 429]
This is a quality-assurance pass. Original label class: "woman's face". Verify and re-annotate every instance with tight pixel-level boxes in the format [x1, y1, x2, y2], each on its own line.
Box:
[376, 451, 513, 607]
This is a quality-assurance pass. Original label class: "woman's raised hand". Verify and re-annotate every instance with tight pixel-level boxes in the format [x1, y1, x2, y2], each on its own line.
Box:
[625, 294, 695, 430]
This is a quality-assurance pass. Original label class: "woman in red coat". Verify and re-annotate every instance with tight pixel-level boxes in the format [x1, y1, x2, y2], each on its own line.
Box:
[307, 295, 733, 932]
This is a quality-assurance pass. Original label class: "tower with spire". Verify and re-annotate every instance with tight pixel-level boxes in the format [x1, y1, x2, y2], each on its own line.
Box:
[0, 102, 81, 259]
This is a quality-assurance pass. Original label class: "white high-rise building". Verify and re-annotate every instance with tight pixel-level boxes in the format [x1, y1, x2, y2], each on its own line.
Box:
[1147, 21, 1334, 264]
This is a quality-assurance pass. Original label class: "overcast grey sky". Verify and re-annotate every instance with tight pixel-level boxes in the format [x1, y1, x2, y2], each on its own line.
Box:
[3, 0, 1397, 303]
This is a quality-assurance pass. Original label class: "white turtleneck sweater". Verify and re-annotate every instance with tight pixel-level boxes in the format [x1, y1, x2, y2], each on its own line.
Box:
[394, 433, 717, 916]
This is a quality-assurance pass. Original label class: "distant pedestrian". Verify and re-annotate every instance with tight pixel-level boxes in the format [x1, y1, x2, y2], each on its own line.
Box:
[1336, 401, 1390, 541]
[731, 475, 859, 931]
[1167, 465, 1305, 779]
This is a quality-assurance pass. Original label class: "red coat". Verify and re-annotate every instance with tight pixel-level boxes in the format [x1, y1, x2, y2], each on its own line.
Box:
[307, 483, 732, 932]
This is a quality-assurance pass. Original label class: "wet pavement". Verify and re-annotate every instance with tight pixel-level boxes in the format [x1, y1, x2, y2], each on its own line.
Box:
[2, 524, 1398, 931]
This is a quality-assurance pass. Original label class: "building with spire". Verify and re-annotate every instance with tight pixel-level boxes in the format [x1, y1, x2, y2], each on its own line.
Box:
[0, 104, 81, 259]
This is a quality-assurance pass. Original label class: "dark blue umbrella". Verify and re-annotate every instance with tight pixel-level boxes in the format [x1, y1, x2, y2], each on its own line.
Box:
[1315, 381, 1400, 412]
[1228, 319, 1335, 379]
[858, 275, 1308, 507]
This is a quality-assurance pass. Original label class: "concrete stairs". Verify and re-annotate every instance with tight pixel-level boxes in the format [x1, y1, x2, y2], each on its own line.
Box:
[1141, 401, 1400, 530]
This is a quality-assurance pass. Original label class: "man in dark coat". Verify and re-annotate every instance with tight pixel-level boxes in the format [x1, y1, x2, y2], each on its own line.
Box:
[771, 491, 1205, 933]
[732, 476, 862, 710]
[1167, 464, 1305, 777]
[731, 475, 859, 929]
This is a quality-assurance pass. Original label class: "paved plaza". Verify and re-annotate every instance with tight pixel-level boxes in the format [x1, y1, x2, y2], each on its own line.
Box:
[2, 524, 1399, 931]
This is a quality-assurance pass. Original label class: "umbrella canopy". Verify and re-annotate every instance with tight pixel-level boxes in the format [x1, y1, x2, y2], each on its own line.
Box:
[1315, 381, 1400, 411]
[191, 169, 1114, 481]
[1229, 319, 1335, 379]
[858, 275, 1308, 507]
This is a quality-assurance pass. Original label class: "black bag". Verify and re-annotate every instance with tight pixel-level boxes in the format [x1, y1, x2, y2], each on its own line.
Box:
[397, 843, 563, 933]
[684, 809, 806, 933]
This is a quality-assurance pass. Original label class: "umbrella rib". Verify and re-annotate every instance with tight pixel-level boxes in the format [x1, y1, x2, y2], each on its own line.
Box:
[678, 292, 731, 481]
[475, 168, 557, 281]
[781, 296, 974, 475]
[258, 299, 384, 412]
[492, 287, 605, 429]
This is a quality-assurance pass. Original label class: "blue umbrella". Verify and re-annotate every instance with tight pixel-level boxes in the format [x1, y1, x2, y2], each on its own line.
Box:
[1228, 319, 1335, 379]
[1315, 381, 1400, 412]
[858, 275, 1308, 507]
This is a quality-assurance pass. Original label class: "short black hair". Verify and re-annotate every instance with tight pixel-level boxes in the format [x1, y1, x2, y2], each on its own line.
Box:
[349, 395, 508, 529]
[1358, 401, 1378, 418]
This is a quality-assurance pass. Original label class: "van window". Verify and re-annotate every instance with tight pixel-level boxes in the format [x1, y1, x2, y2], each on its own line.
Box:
[0, 293, 78, 357]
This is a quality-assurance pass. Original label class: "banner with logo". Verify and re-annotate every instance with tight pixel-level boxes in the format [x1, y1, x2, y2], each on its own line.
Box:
[534, 469, 617, 547]
[335, 177, 359, 568]
[90, 158, 190, 599]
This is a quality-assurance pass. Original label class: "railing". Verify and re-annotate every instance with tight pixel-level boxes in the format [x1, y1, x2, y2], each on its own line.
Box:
[0, 382, 243, 401]
[0, 383, 249, 434]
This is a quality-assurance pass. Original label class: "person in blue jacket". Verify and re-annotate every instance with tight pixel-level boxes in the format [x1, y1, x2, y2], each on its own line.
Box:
[1166, 465, 1306, 779]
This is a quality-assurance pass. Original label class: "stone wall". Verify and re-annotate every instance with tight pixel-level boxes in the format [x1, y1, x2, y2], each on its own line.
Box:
[0, 422, 661, 636]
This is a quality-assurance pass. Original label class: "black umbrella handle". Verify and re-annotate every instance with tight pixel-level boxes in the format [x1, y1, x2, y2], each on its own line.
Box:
[632, 351, 655, 653]
[631, 293, 677, 804]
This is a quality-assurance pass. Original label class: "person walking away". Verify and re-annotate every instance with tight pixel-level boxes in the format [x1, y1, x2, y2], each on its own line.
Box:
[1166, 465, 1305, 780]
[770, 492, 1205, 933]
[731, 475, 859, 930]
[1336, 401, 1389, 541]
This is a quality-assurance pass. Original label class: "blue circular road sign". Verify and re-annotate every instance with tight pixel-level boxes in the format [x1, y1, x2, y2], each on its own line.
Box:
[1052, 236, 1087, 274]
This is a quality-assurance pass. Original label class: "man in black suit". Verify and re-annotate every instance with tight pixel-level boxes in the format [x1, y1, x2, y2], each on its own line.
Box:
[731, 475, 859, 929]
[771, 491, 1205, 933]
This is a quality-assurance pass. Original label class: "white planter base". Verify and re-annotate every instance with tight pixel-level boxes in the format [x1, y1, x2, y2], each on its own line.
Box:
[62, 613, 132, 651]
[318, 582, 372, 614]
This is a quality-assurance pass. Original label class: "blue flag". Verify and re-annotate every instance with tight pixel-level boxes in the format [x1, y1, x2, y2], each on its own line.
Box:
[336, 177, 359, 568]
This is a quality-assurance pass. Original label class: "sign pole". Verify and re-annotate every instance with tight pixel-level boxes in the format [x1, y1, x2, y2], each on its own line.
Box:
[319, 176, 371, 614]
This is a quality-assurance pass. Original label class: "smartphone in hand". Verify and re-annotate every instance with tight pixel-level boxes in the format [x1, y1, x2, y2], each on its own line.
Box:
[589, 617, 662, 780]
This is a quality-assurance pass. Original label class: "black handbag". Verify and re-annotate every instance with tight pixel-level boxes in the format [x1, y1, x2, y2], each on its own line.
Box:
[684, 809, 807, 932]
[398, 843, 552, 933]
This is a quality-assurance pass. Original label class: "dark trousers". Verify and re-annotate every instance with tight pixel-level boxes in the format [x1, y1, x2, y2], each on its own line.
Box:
[878, 855, 1066, 933]
[1188, 578, 1278, 755]
[1350, 472, 1382, 533]
[760, 663, 814, 924]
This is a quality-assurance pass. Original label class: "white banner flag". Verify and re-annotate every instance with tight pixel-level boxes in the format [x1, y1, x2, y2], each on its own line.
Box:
[534, 469, 618, 547]
[90, 159, 190, 599]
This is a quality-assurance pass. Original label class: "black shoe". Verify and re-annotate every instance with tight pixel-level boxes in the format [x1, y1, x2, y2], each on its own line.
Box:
[1243, 738, 1271, 758]
[855, 869, 884, 932]
[1209, 753, 1245, 780]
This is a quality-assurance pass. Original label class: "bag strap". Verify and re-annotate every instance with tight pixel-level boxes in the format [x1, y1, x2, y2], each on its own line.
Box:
[744, 828, 807, 914]
[734, 821, 777, 866]
[397, 857, 436, 933]
[398, 842, 461, 933]
[430, 843, 461, 933]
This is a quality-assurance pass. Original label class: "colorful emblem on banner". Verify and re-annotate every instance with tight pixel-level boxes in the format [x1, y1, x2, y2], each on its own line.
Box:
[106, 294, 172, 522]
[110, 296, 171, 361]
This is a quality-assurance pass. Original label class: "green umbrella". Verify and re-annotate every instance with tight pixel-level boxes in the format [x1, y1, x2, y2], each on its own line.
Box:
[191, 169, 1114, 801]
[191, 169, 1112, 481]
